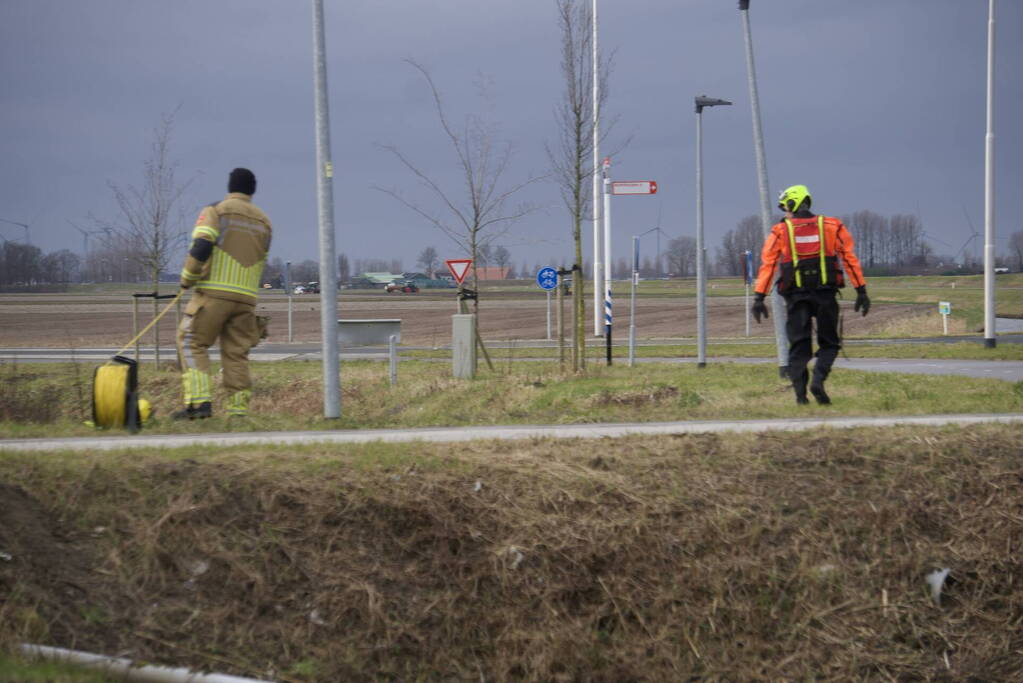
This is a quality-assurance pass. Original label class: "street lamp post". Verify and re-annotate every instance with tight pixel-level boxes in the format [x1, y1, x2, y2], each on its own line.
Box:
[739, 0, 788, 377]
[312, 0, 341, 418]
[983, 0, 997, 348]
[695, 95, 732, 369]
[592, 0, 602, 338]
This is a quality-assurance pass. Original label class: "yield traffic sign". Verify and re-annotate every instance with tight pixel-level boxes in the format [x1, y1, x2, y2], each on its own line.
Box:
[445, 259, 473, 285]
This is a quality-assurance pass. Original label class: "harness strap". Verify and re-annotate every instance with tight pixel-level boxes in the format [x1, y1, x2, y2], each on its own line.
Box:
[784, 216, 828, 289]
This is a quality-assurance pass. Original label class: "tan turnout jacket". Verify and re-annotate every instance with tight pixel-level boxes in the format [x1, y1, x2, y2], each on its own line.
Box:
[181, 193, 272, 304]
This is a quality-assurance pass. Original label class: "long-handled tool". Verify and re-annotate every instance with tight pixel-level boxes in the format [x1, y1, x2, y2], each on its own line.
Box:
[92, 289, 184, 432]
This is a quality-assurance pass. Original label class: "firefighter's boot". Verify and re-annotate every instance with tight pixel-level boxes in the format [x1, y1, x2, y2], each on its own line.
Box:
[810, 368, 831, 405]
[225, 390, 251, 418]
[172, 401, 213, 420]
[792, 369, 810, 405]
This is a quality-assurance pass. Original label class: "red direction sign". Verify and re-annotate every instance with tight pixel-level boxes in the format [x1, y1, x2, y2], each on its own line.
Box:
[610, 180, 657, 195]
[445, 259, 473, 285]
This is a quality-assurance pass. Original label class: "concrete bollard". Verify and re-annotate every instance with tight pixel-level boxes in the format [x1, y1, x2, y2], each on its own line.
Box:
[452, 314, 477, 379]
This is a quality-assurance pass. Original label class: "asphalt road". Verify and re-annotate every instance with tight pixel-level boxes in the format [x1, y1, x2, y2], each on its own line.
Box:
[2, 413, 1021, 453]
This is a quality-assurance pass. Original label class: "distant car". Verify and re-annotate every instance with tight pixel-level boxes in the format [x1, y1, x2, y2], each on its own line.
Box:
[386, 281, 419, 294]
[994, 267, 1010, 274]
[293, 285, 305, 294]
[304, 282, 321, 293]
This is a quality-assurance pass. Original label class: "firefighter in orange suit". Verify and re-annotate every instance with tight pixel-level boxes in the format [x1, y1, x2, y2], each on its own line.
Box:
[174, 168, 272, 419]
[751, 185, 869, 405]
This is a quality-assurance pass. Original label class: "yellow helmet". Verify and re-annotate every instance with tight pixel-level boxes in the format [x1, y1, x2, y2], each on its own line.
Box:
[778, 185, 811, 212]
[138, 399, 152, 424]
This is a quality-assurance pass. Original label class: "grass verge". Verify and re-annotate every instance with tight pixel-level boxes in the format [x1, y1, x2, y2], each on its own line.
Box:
[1, 359, 1022, 439]
[1, 425, 1021, 681]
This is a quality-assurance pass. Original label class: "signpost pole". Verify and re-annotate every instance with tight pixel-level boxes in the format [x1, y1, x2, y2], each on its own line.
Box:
[546, 290, 552, 340]
[536, 266, 559, 341]
[285, 261, 293, 343]
[629, 235, 638, 367]
[744, 250, 752, 337]
[603, 158, 612, 366]
[696, 108, 707, 369]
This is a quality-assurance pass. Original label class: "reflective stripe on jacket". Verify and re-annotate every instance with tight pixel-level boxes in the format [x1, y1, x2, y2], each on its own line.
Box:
[181, 193, 272, 303]
[754, 214, 865, 296]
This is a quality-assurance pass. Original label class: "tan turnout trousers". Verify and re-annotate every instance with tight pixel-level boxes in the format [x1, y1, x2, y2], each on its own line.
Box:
[176, 290, 260, 415]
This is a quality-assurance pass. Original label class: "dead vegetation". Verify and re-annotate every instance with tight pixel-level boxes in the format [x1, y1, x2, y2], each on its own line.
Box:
[2, 424, 1022, 681]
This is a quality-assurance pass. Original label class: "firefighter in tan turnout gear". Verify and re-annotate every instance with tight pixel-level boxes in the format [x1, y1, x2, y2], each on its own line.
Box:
[174, 168, 272, 419]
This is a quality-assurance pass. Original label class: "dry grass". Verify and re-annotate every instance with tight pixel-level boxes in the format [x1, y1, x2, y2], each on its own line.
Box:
[2, 359, 1023, 440]
[2, 424, 1022, 681]
[872, 313, 968, 337]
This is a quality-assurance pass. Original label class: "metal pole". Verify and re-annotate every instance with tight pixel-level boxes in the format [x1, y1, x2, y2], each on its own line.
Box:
[696, 110, 707, 369]
[740, 0, 788, 377]
[285, 261, 293, 343]
[312, 0, 341, 417]
[132, 296, 139, 360]
[629, 235, 638, 367]
[389, 334, 397, 385]
[546, 290, 552, 340]
[592, 0, 602, 338]
[603, 159, 612, 365]
[557, 272, 565, 367]
[744, 250, 752, 337]
[153, 294, 160, 367]
[984, 0, 997, 348]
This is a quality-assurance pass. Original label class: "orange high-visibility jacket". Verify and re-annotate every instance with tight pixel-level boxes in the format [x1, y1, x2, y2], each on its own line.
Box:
[754, 214, 866, 296]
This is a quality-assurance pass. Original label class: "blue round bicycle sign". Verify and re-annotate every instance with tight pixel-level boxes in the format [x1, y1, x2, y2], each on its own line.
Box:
[536, 267, 558, 291]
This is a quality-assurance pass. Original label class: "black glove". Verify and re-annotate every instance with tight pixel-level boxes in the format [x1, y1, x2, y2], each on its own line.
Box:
[854, 286, 870, 316]
[751, 293, 769, 324]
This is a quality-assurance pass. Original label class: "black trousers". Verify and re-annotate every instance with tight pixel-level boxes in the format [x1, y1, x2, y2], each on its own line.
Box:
[785, 289, 841, 382]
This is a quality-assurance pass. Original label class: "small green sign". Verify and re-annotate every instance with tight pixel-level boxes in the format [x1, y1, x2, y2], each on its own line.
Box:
[938, 301, 951, 315]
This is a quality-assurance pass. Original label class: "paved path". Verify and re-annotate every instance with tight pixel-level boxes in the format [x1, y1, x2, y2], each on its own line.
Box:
[3, 348, 1023, 381]
[2, 413, 1021, 453]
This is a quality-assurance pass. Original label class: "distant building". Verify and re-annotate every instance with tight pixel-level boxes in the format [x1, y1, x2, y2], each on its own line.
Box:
[475, 266, 511, 281]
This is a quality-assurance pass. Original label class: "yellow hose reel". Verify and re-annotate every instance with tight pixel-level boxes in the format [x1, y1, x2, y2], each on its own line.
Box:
[91, 290, 181, 433]
[92, 355, 147, 432]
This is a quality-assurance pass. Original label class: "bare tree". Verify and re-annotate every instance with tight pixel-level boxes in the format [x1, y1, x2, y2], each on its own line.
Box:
[416, 246, 439, 277]
[337, 253, 351, 283]
[40, 249, 80, 284]
[99, 110, 195, 294]
[715, 215, 764, 276]
[375, 60, 542, 312]
[666, 236, 697, 278]
[1009, 230, 1023, 272]
[476, 243, 493, 268]
[547, 0, 617, 370]
[492, 245, 512, 271]
[847, 210, 886, 269]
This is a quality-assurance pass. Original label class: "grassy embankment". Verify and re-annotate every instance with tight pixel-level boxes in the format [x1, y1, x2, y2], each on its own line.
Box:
[2, 359, 1022, 439]
[1, 424, 1021, 681]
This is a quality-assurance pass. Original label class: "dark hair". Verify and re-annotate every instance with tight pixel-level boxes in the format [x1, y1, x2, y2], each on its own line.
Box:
[228, 168, 256, 195]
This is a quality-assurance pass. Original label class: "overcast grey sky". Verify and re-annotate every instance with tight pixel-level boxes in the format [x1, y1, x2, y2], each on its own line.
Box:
[2, 0, 1020, 273]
